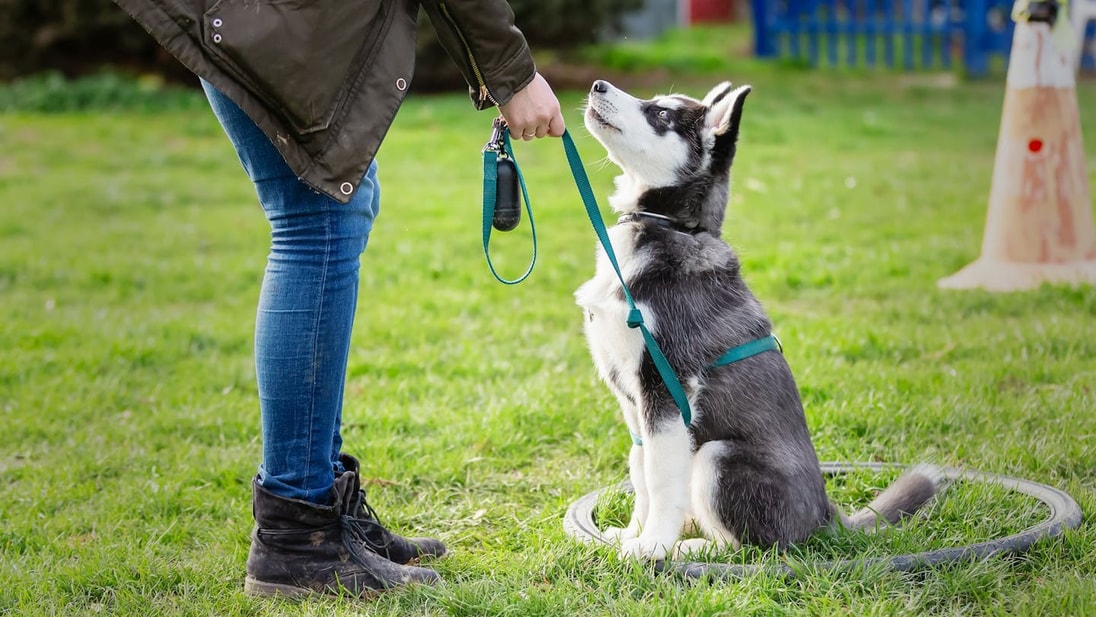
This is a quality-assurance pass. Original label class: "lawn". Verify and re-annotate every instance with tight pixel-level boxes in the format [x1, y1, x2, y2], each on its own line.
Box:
[1, 56, 1094, 615]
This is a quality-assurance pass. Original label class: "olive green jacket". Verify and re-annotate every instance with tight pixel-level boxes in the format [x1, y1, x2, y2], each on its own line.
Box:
[113, 0, 536, 203]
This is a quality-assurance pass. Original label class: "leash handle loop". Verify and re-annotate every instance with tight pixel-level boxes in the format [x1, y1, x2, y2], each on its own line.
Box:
[481, 125, 537, 285]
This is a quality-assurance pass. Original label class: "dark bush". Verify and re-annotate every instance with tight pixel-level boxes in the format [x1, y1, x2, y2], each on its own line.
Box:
[0, 0, 191, 82]
[0, 0, 642, 88]
[511, 0, 642, 48]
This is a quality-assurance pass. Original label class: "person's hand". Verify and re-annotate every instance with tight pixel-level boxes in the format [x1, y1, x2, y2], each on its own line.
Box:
[499, 72, 565, 141]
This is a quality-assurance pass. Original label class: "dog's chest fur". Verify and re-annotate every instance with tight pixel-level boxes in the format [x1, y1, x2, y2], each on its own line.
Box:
[573, 222, 740, 433]
[574, 225, 650, 431]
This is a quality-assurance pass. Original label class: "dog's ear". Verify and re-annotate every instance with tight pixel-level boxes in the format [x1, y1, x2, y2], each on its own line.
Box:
[701, 81, 734, 108]
[705, 84, 751, 139]
[705, 84, 750, 170]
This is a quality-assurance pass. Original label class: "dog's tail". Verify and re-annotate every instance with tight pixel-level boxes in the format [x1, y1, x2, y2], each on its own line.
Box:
[841, 464, 947, 530]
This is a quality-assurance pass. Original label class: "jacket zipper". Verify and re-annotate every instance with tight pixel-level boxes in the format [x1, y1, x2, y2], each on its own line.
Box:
[438, 2, 498, 107]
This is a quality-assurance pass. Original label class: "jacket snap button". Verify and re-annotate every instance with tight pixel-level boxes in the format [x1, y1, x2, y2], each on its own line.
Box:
[340, 182, 354, 195]
[212, 18, 223, 27]
[213, 33, 222, 44]
[395, 78, 407, 91]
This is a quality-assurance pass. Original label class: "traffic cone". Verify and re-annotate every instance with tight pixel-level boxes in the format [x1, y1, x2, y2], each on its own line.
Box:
[939, 0, 1096, 291]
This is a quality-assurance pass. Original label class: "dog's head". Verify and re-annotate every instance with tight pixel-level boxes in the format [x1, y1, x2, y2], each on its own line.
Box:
[583, 80, 751, 233]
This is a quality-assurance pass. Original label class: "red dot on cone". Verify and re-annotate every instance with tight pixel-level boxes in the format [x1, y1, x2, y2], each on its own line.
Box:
[1028, 139, 1043, 153]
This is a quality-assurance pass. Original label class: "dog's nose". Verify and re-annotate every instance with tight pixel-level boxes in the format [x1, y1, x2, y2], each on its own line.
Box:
[592, 80, 609, 94]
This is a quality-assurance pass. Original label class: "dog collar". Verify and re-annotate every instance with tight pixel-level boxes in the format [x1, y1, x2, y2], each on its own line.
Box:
[617, 212, 701, 235]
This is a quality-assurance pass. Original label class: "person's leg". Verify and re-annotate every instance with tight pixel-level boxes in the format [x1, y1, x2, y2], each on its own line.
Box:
[201, 80, 377, 504]
[201, 81, 441, 597]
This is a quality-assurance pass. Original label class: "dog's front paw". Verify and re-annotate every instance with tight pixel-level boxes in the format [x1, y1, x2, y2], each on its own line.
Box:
[619, 537, 671, 561]
[602, 525, 639, 543]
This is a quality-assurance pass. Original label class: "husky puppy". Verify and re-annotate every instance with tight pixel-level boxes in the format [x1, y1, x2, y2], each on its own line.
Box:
[575, 80, 941, 561]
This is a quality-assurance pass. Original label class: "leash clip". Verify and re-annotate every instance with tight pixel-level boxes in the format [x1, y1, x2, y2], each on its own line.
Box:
[483, 116, 509, 157]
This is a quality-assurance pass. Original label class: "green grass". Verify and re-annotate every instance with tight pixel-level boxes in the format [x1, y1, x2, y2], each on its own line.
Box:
[576, 25, 757, 74]
[1, 61, 1095, 616]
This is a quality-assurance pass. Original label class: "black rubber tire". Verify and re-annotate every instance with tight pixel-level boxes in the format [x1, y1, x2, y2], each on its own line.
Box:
[562, 462, 1083, 580]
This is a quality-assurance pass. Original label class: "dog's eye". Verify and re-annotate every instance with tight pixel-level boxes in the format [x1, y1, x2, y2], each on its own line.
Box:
[657, 110, 669, 119]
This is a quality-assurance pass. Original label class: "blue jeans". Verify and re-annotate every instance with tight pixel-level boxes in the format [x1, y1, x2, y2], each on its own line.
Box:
[202, 81, 380, 504]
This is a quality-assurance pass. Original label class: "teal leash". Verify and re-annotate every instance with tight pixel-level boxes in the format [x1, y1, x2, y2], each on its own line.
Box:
[482, 124, 536, 285]
[558, 131, 696, 427]
[712, 333, 782, 366]
[482, 127, 782, 434]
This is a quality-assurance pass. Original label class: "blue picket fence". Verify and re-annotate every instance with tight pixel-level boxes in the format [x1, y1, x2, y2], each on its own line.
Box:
[1085, 18, 1096, 71]
[751, 1, 1016, 76]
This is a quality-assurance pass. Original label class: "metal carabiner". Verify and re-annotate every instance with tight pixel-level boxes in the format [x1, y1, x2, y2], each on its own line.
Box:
[483, 116, 509, 156]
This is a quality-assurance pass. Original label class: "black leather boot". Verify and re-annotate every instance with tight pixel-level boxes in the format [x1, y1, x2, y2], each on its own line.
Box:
[244, 472, 441, 598]
[339, 454, 448, 564]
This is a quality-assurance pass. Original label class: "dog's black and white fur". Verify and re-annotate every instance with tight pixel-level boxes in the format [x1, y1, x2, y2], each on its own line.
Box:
[576, 80, 941, 561]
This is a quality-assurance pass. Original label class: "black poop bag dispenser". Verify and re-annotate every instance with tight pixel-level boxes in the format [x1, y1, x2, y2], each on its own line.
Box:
[483, 117, 521, 232]
[480, 116, 537, 285]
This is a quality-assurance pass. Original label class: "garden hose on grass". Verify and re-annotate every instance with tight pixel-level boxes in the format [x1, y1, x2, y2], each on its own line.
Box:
[563, 462, 1082, 580]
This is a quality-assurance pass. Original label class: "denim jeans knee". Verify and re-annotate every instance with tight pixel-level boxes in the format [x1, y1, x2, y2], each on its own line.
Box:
[202, 80, 379, 504]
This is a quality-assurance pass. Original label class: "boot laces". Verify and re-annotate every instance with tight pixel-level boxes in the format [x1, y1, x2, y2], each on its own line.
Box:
[345, 491, 397, 553]
[360, 493, 383, 524]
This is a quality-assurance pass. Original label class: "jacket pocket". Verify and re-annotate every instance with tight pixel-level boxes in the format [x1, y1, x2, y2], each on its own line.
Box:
[202, 0, 386, 134]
